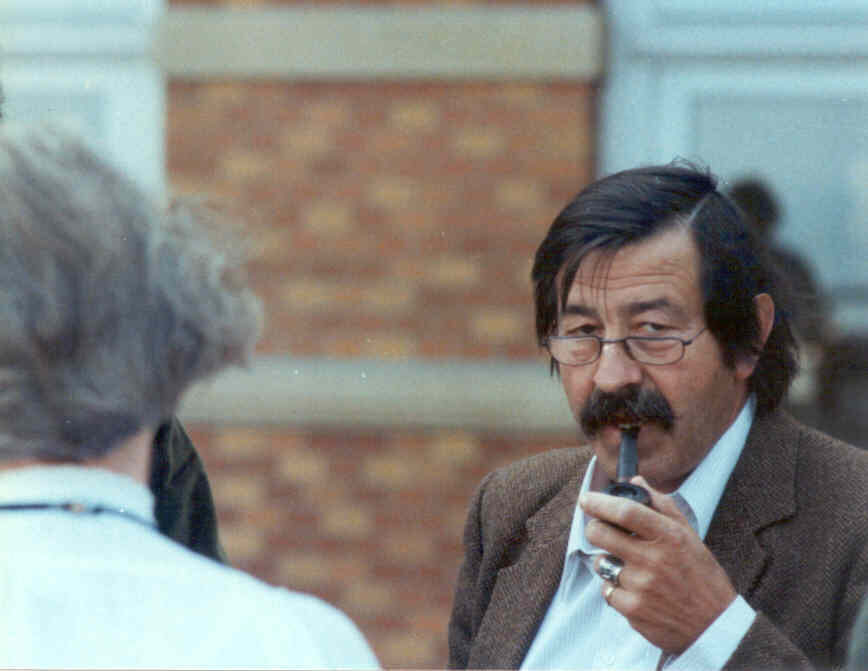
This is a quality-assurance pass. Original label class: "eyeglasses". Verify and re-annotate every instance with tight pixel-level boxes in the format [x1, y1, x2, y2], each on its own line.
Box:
[544, 327, 707, 367]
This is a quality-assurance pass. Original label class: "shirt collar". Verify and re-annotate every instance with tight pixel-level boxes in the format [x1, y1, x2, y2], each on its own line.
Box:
[674, 394, 755, 539]
[568, 395, 756, 556]
[0, 465, 155, 524]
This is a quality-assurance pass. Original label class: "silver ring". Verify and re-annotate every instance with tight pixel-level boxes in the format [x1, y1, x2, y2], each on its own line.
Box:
[598, 554, 624, 586]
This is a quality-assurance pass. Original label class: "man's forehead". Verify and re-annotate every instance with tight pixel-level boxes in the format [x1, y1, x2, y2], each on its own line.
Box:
[574, 228, 697, 283]
[561, 228, 702, 309]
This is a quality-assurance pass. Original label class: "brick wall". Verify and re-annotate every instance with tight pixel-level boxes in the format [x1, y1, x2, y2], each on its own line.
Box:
[169, 81, 593, 359]
[167, 4, 596, 667]
[187, 425, 574, 665]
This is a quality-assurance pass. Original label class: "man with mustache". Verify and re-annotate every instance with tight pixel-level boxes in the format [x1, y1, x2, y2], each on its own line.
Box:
[448, 163, 868, 670]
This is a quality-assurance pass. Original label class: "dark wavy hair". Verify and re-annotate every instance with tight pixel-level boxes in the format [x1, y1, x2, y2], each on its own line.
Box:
[531, 162, 798, 416]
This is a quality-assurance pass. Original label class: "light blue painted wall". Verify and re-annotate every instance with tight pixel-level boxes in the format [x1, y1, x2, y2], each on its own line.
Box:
[0, 0, 166, 199]
[600, 0, 868, 334]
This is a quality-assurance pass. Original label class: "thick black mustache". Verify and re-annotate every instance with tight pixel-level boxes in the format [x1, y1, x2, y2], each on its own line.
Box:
[580, 385, 675, 436]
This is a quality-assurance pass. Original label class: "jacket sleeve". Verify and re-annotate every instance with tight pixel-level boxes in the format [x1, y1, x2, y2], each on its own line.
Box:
[725, 613, 814, 670]
[149, 417, 228, 563]
[448, 471, 494, 669]
[725, 512, 868, 670]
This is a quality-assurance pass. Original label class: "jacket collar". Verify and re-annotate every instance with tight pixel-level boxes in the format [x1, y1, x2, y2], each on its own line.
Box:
[469, 452, 587, 669]
[705, 410, 798, 595]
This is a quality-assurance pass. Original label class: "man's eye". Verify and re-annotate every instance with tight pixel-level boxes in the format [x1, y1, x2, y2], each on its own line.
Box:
[637, 322, 669, 334]
[562, 324, 597, 336]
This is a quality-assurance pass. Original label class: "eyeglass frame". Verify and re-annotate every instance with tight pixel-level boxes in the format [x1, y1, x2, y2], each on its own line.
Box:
[544, 327, 708, 367]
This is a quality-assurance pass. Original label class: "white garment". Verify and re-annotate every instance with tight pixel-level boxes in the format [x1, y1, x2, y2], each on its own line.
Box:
[521, 397, 757, 670]
[0, 465, 379, 670]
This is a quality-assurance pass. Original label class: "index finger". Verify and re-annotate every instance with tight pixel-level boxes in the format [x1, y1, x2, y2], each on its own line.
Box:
[579, 489, 667, 539]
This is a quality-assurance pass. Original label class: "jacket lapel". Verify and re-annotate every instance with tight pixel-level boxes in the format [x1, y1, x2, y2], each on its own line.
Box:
[706, 411, 798, 596]
[471, 468, 585, 669]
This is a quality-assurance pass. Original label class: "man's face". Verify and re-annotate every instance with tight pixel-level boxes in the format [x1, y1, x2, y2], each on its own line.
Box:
[557, 226, 755, 493]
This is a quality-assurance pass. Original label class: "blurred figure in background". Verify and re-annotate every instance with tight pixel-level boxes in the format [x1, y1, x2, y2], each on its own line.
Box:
[727, 178, 826, 349]
[815, 336, 868, 448]
[725, 178, 868, 448]
[0, 84, 227, 563]
[0, 124, 378, 669]
[727, 178, 827, 409]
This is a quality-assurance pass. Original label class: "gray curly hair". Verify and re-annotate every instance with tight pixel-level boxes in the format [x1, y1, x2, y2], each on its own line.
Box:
[0, 125, 263, 461]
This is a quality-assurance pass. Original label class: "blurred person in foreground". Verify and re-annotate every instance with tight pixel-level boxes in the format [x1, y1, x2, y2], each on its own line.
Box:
[0, 84, 225, 562]
[0, 124, 378, 669]
[448, 162, 868, 670]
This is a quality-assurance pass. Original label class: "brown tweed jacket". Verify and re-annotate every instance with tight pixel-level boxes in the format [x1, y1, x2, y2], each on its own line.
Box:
[448, 411, 868, 670]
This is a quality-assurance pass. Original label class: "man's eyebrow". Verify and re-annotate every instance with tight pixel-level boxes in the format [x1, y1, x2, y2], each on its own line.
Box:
[561, 304, 598, 318]
[624, 298, 688, 320]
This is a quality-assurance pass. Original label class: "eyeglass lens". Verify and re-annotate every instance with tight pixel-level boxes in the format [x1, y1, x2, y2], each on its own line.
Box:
[550, 336, 683, 365]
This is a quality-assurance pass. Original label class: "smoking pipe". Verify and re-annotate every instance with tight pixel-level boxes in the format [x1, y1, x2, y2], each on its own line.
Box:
[603, 424, 651, 506]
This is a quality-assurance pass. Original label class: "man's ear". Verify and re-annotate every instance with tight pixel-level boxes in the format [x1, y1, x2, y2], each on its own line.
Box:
[754, 293, 775, 347]
[736, 293, 774, 379]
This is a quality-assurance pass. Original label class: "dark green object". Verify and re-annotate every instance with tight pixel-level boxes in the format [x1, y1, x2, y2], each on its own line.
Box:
[149, 417, 227, 564]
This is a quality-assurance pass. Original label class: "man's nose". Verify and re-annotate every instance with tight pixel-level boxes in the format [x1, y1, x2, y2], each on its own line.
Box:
[592, 340, 643, 393]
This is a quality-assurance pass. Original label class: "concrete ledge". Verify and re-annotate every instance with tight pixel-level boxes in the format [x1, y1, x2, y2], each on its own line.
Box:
[157, 5, 603, 80]
[179, 355, 576, 435]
